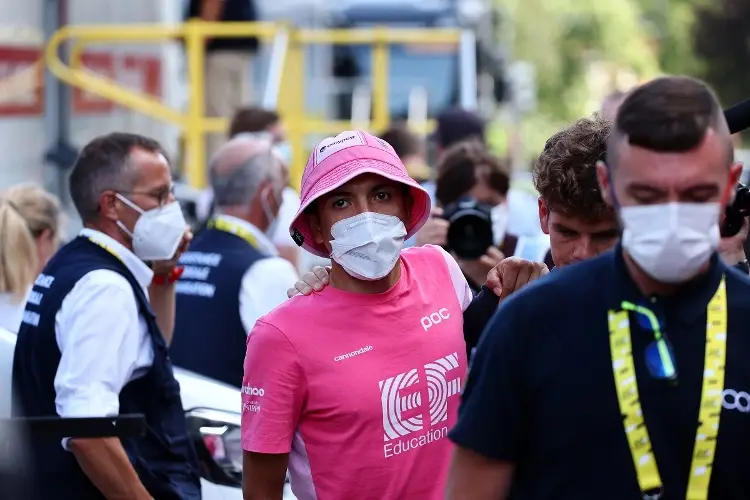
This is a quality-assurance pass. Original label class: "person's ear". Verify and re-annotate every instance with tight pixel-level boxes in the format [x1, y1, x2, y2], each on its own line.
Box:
[729, 162, 743, 190]
[99, 191, 120, 222]
[538, 197, 550, 235]
[596, 161, 614, 208]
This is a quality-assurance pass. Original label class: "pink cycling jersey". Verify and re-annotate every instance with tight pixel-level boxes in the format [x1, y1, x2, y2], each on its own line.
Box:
[241, 245, 472, 500]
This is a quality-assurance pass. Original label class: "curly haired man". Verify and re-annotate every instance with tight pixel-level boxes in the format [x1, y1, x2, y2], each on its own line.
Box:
[534, 113, 620, 268]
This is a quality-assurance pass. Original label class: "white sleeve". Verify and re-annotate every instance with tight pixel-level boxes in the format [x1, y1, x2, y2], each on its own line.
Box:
[54, 270, 143, 418]
[239, 257, 300, 333]
[432, 245, 473, 312]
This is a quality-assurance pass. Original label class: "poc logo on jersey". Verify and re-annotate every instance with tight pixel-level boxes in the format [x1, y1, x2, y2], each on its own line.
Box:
[241, 385, 265, 397]
[421, 308, 451, 331]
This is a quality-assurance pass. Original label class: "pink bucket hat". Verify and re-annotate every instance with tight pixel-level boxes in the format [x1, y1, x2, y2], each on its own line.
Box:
[289, 130, 432, 257]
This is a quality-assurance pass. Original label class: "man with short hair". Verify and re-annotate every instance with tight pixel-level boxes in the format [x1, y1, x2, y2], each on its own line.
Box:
[12, 132, 200, 499]
[225, 105, 303, 269]
[534, 112, 620, 269]
[170, 135, 299, 388]
[447, 76, 750, 499]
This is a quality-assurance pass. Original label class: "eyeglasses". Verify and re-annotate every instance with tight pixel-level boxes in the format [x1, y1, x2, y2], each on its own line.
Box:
[621, 301, 678, 382]
[120, 184, 175, 207]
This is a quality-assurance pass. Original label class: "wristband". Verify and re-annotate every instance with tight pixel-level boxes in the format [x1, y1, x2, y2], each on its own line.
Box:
[151, 266, 184, 285]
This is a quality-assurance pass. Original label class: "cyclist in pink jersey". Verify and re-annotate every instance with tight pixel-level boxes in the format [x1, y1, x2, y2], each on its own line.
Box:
[241, 130, 473, 500]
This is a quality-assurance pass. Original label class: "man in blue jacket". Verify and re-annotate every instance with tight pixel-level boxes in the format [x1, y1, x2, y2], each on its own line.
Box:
[447, 75, 750, 500]
[12, 132, 200, 499]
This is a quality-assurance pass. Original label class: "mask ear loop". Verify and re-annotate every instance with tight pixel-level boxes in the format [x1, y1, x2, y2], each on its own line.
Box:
[115, 193, 145, 215]
[113, 193, 144, 240]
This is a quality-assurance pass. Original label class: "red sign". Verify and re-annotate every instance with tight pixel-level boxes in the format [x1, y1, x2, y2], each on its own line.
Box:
[0, 45, 162, 117]
[73, 51, 162, 114]
[0, 47, 44, 116]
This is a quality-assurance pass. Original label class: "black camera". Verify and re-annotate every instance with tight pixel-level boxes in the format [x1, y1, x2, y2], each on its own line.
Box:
[720, 183, 750, 237]
[441, 196, 494, 260]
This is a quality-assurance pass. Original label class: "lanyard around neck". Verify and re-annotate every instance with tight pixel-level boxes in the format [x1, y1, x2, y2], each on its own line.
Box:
[84, 235, 125, 264]
[608, 276, 727, 500]
[208, 218, 259, 249]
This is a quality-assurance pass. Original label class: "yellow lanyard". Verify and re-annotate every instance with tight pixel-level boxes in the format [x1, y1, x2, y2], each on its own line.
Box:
[208, 218, 259, 249]
[608, 277, 727, 500]
[84, 235, 125, 264]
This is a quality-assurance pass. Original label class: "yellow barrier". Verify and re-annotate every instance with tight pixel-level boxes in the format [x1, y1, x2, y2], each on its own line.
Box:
[44, 22, 461, 190]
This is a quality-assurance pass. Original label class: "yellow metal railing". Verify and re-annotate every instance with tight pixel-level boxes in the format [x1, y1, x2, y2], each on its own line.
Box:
[44, 22, 462, 190]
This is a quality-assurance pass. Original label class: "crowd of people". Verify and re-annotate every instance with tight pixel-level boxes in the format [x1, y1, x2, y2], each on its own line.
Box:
[1, 73, 749, 500]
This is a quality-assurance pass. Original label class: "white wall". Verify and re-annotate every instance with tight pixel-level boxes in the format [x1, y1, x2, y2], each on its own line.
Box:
[0, 0, 183, 183]
[0, 0, 184, 231]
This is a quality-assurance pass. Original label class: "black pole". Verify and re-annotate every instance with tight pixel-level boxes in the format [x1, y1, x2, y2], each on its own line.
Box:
[42, 0, 78, 204]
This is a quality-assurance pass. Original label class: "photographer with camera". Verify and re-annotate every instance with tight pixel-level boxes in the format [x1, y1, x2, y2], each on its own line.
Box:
[416, 140, 531, 291]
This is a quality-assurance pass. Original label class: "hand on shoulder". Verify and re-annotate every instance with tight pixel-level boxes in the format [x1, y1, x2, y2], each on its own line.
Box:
[287, 266, 331, 297]
[485, 256, 549, 299]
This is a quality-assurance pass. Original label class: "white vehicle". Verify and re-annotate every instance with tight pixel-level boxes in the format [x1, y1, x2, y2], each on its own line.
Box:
[0, 327, 296, 500]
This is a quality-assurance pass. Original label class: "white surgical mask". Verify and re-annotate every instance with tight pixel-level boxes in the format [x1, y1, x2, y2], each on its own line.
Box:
[273, 141, 293, 168]
[620, 202, 721, 283]
[116, 194, 187, 261]
[491, 203, 509, 246]
[329, 212, 407, 281]
[260, 186, 282, 238]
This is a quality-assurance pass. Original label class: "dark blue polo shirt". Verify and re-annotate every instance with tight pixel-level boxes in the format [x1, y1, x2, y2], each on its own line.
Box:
[450, 245, 750, 499]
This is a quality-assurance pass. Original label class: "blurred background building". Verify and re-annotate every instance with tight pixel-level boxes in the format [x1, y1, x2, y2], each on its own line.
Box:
[0, 0, 747, 232]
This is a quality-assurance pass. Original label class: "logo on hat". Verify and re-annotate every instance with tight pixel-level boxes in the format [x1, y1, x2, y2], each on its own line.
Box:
[291, 228, 305, 247]
[315, 132, 366, 166]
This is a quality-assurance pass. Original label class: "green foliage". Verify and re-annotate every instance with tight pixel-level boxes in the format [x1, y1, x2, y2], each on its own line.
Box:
[692, 0, 750, 110]
[496, 0, 700, 158]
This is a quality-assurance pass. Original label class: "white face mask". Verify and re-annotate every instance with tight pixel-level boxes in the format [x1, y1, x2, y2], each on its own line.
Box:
[620, 202, 721, 283]
[116, 194, 187, 261]
[273, 141, 293, 168]
[329, 212, 407, 281]
[491, 203, 509, 246]
[260, 186, 282, 238]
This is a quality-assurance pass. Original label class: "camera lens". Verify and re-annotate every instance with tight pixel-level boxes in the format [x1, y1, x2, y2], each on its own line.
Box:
[447, 213, 494, 259]
[442, 197, 494, 260]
